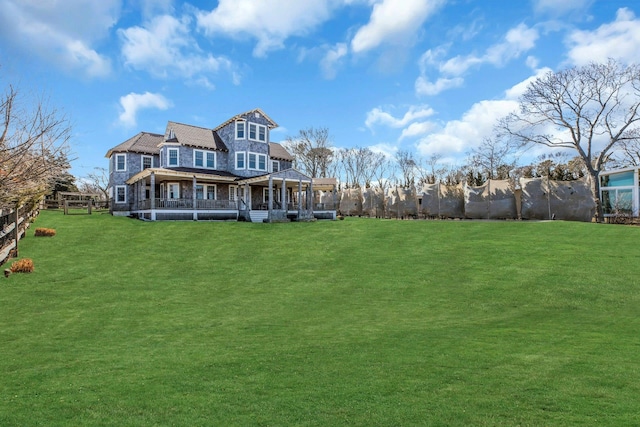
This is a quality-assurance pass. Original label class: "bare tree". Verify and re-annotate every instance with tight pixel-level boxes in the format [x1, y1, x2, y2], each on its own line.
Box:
[0, 83, 72, 209]
[395, 150, 417, 188]
[336, 146, 386, 188]
[467, 137, 517, 181]
[81, 167, 110, 201]
[284, 127, 334, 178]
[500, 59, 640, 221]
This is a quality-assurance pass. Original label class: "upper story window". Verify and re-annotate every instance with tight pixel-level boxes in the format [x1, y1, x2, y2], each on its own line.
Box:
[167, 147, 179, 167]
[248, 152, 267, 171]
[142, 155, 152, 170]
[194, 150, 215, 169]
[115, 153, 126, 172]
[271, 160, 280, 173]
[236, 152, 245, 169]
[236, 121, 245, 139]
[248, 123, 267, 142]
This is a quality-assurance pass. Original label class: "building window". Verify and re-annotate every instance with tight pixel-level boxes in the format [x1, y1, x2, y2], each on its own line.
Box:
[248, 152, 267, 171]
[115, 185, 127, 203]
[263, 188, 270, 203]
[236, 121, 245, 139]
[167, 148, 179, 167]
[142, 155, 152, 170]
[196, 184, 216, 200]
[194, 150, 216, 169]
[115, 154, 126, 172]
[271, 160, 280, 172]
[236, 152, 245, 169]
[248, 123, 267, 142]
[229, 185, 238, 201]
[167, 183, 180, 199]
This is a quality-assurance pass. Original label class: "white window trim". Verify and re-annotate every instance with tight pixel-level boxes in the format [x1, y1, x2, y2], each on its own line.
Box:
[167, 147, 179, 167]
[235, 120, 246, 139]
[229, 185, 238, 201]
[115, 153, 126, 172]
[167, 182, 180, 199]
[142, 155, 153, 170]
[271, 160, 280, 173]
[196, 183, 217, 200]
[193, 149, 216, 169]
[115, 185, 127, 204]
[247, 151, 267, 171]
[236, 151, 246, 170]
[248, 123, 267, 143]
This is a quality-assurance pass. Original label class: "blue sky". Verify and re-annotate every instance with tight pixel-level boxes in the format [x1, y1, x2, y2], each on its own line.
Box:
[1, 0, 640, 177]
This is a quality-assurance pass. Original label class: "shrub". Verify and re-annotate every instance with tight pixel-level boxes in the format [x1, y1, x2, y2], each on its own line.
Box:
[35, 228, 56, 237]
[10, 258, 34, 273]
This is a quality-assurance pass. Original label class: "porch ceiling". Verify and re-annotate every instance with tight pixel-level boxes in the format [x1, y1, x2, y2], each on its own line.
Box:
[126, 167, 238, 185]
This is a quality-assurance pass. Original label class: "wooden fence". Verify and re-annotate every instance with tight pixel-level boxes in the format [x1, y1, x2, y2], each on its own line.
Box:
[0, 206, 38, 266]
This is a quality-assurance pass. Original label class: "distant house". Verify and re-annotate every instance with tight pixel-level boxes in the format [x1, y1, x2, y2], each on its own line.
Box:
[105, 109, 337, 222]
[599, 167, 639, 217]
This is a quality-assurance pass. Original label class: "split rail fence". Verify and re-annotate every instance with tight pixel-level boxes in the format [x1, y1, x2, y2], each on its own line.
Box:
[0, 206, 38, 265]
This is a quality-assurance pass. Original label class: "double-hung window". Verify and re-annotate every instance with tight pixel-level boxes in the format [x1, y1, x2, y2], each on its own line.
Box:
[236, 152, 245, 169]
[236, 121, 245, 139]
[167, 148, 179, 167]
[194, 150, 216, 169]
[196, 184, 217, 200]
[248, 123, 267, 142]
[115, 185, 127, 203]
[271, 160, 280, 172]
[142, 155, 152, 170]
[115, 154, 126, 172]
[247, 152, 267, 171]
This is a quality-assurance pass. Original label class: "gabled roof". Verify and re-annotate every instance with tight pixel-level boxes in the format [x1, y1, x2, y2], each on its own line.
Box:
[269, 142, 294, 161]
[164, 121, 228, 152]
[105, 132, 163, 158]
[213, 108, 278, 131]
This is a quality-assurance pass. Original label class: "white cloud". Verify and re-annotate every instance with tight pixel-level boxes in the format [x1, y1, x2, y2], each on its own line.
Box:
[566, 8, 640, 66]
[118, 92, 172, 127]
[415, 76, 464, 96]
[532, 0, 593, 17]
[413, 73, 548, 158]
[369, 142, 398, 159]
[119, 14, 237, 84]
[196, 0, 335, 57]
[365, 105, 435, 129]
[400, 121, 437, 140]
[0, 0, 118, 77]
[440, 24, 539, 76]
[351, 0, 445, 53]
[415, 23, 538, 97]
[320, 43, 349, 79]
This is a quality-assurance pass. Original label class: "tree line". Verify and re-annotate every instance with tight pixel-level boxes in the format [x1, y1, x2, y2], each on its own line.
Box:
[285, 60, 640, 222]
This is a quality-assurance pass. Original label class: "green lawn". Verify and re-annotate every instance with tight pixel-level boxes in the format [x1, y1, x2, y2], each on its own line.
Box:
[1, 210, 639, 426]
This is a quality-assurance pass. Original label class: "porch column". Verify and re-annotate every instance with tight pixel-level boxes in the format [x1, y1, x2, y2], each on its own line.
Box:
[192, 176, 197, 221]
[298, 179, 303, 215]
[309, 179, 314, 211]
[150, 172, 156, 221]
[245, 183, 251, 210]
[268, 176, 273, 213]
[281, 178, 287, 211]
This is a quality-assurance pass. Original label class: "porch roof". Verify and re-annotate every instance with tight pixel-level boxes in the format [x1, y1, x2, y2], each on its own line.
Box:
[236, 168, 313, 187]
[126, 167, 239, 185]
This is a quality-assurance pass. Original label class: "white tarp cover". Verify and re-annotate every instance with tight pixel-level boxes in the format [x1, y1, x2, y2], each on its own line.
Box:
[386, 187, 419, 218]
[339, 188, 363, 216]
[439, 184, 465, 218]
[464, 180, 517, 219]
[519, 177, 595, 221]
[362, 187, 385, 217]
[420, 184, 440, 217]
[318, 190, 337, 209]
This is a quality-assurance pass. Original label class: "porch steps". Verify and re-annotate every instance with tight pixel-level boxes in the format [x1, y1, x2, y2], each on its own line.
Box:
[248, 210, 269, 223]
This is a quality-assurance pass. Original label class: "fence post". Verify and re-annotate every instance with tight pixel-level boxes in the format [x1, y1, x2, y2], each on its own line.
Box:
[14, 206, 19, 258]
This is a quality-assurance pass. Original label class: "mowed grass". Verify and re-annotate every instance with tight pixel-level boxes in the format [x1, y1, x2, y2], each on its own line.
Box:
[1, 210, 640, 426]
